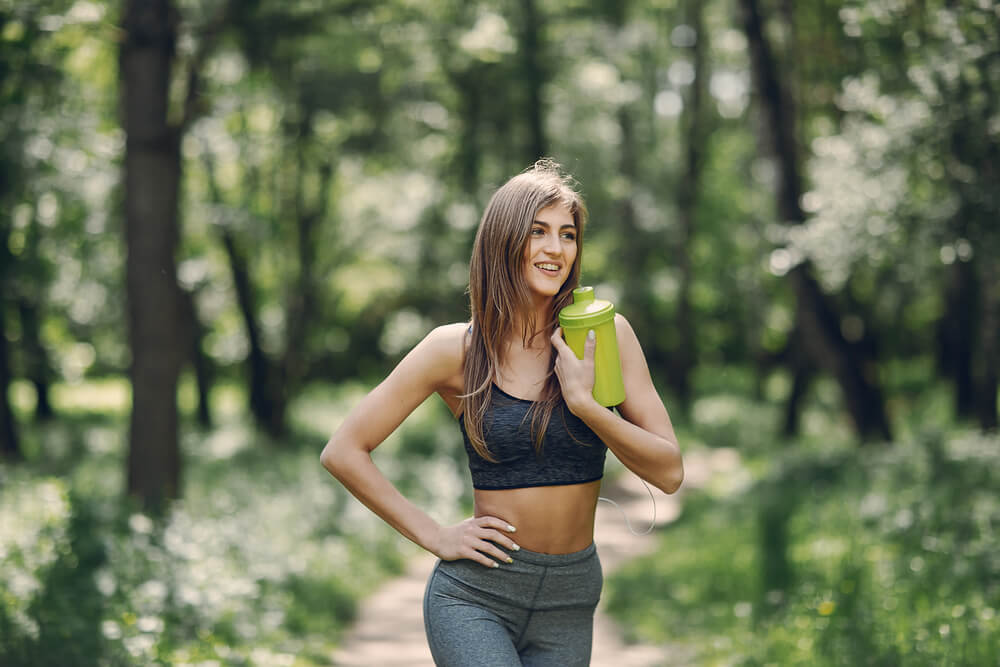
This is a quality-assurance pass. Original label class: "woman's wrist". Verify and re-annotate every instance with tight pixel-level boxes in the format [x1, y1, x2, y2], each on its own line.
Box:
[566, 392, 603, 421]
[417, 520, 445, 557]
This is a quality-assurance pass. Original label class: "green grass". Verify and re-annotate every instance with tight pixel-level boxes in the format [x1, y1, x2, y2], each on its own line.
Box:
[0, 377, 468, 666]
[604, 394, 1000, 666]
[4, 368, 996, 665]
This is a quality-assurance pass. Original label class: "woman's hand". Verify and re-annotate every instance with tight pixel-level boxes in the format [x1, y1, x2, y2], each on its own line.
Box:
[551, 327, 599, 417]
[432, 516, 520, 568]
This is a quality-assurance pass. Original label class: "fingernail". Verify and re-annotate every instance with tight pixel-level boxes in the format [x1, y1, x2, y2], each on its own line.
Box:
[492, 562, 499, 568]
[588, 330, 595, 341]
[512, 543, 520, 551]
[506, 557, 514, 563]
[507, 525, 516, 532]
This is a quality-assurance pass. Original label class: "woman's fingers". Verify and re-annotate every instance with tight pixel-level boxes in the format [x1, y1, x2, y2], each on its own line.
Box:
[475, 516, 520, 552]
[476, 540, 514, 566]
[550, 327, 570, 355]
[461, 535, 512, 568]
[476, 526, 520, 552]
[466, 548, 503, 568]
[462, 516, 519, 567]
[477, 515, 517, 534]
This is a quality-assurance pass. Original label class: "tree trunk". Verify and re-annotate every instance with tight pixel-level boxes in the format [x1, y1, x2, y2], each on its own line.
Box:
[617, 108, 650, 334]
[220, 226, 279, 433]
[943, 44, 997, 427]
[0, 263, 21, 460]
[179, 286, 213, 427]
[121, 0, 182, 507]
[0, 28, 23, 458]
[16, 297, 53, 420]
[740, 0, 892, 442]
[937, 258, 977, 419]
[671, 0, 710, 412]
[201, 147, 283, 436]
[937, 61, 984, 421]
[518, 0, 546, 161]
[976, 256, 999, 431]
[16, 212, 54, 420]
[782, 344, 812, 438]
[612, 1, 668, 378]
[275, 128, 330, 437]
[450, 67, 483, 194]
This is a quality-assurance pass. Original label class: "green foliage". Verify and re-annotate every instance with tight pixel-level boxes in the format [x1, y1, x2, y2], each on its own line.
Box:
[0, 380, 469, 665]
[1, 0, 995, 438]
[604, 407, 1000, 665]
[2, 0, 999, 656]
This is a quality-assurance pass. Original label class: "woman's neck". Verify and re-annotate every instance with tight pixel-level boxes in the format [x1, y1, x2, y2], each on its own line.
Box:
[510, 301, 555, 352]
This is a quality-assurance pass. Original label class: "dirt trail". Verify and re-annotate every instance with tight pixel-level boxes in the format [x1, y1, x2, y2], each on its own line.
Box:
[331, 448, 738, 666]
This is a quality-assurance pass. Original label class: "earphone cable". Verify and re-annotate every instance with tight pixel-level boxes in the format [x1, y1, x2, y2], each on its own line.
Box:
[597, 478, 656, 536]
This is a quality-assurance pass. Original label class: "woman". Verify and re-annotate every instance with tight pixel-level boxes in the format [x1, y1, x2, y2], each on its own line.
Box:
[321, 160, 683, 666]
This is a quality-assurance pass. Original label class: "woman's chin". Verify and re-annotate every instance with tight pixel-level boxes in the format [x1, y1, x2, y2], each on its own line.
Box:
[528, 287, 560, 301]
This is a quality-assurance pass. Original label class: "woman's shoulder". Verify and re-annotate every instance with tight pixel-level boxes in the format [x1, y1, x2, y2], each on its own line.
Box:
[425, 321, 472, 346]
[418, 321, 471, 369]
[614, 313, 636, 339]
[418, 321, 470, 402]
[614, 313, 643, 358]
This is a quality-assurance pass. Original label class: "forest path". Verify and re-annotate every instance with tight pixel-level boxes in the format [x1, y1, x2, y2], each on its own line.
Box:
[331, 448, 739, 666]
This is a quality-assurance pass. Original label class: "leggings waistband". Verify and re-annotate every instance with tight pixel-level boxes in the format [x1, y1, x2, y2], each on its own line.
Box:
[510, 541, 596, 567]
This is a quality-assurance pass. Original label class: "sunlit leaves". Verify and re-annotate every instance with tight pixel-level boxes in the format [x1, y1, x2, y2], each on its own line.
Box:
[0, 477, 71, 602]
[458, 10, 516, 62]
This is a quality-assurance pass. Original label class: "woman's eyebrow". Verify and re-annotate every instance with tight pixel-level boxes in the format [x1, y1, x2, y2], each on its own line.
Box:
[532, 220, 577, 230]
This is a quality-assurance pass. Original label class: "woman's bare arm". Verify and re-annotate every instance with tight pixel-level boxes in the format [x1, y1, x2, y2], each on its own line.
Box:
[551, 314, 683, 494]
[321, 323, 519, 567]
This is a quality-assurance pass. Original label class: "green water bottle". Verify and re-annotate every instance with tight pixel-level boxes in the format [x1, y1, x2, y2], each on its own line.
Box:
[558, 286, 626, 407]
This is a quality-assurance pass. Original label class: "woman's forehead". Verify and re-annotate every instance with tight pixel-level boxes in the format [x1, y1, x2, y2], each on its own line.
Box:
[533, 203, 575, 226]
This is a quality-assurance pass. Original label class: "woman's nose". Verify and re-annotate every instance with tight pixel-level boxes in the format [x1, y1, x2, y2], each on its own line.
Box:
[543, 232, 561, 254]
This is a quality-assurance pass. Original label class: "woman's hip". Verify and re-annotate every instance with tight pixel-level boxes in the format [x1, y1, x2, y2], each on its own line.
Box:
[425, 542, 602, 612]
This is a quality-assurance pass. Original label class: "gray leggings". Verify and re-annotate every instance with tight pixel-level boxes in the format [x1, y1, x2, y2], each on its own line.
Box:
[423, 542, 602, 666]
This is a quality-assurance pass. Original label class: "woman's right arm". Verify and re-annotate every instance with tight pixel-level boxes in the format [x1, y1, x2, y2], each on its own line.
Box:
[320, 323, 519, 568]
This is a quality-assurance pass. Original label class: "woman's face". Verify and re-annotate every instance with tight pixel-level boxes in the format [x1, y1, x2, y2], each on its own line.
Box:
[522, 203, 577, 300]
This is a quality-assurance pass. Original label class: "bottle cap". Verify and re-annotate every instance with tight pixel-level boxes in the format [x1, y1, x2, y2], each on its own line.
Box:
[558, 286, 616, 327]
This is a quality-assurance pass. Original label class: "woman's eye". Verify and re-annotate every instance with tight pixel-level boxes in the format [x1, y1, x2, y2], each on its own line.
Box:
[561, 232, 576, 241]
[531, 228, 544, 236]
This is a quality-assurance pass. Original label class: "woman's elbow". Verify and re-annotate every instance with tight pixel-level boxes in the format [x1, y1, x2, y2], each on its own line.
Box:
[320, 440, 350, 479]
[658, 454, 684, 494]
[660, 468, 683, 494]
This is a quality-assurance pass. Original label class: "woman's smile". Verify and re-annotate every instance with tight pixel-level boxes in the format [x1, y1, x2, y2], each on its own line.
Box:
[534, 262, 562, 277]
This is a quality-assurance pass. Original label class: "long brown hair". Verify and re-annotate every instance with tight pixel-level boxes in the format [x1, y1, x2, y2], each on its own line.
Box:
[462, 159, 588, 461]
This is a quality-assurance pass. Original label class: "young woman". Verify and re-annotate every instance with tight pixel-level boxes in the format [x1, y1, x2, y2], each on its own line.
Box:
[321, 160, 683, 666]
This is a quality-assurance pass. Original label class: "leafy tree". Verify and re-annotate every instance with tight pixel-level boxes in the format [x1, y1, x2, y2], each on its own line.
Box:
[0, 1, 75, 459]
[740, 0, 893, 442]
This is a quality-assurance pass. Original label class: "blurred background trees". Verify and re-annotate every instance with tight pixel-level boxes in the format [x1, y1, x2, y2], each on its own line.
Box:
[1, 0, 998, 662]
[0, 0, 996, 493]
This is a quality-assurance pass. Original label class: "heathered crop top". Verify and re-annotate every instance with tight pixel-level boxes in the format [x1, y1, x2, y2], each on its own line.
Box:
[458, 383, 608, 490]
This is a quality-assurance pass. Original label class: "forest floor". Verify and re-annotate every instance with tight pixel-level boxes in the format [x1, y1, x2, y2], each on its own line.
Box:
[331, 447, 741, 666]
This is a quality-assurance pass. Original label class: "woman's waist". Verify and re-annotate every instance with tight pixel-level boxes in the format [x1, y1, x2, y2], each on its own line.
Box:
[473, 480, 601, 554]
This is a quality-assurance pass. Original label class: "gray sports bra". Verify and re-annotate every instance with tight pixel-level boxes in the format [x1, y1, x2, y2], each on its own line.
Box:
[458, 383, 608, 490]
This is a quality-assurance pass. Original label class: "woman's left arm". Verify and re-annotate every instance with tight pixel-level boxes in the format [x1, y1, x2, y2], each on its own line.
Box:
[551, 314, 683, 494]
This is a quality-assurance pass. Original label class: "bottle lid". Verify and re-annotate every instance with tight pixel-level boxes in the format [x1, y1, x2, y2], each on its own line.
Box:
[558, 286, 616, 327]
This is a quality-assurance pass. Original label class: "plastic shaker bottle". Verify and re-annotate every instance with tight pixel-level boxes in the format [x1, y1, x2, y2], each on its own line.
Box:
[558, 286, 626, 407]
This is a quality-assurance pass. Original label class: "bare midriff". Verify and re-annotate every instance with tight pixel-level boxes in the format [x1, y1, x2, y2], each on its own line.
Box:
[473, 479, 602, 554]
